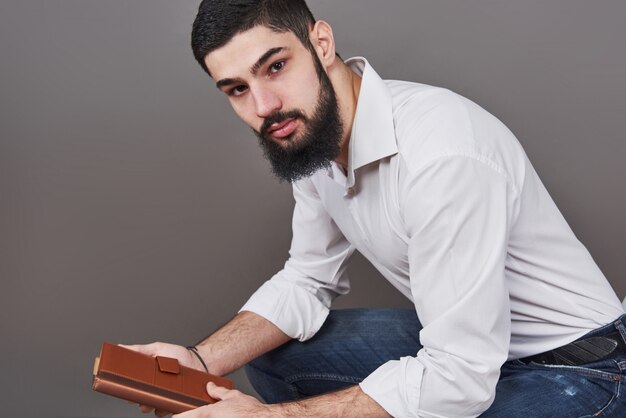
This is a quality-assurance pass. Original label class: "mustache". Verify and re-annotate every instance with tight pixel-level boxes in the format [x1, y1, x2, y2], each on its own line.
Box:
[259, 110, 307, 138]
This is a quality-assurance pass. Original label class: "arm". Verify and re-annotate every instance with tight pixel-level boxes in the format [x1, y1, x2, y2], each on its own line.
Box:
[123, 311, 291, 417]
[180, 156, 515, 418]
[128, 177, 355, 416]
[128, 177, 351, 371]
[236, 177, 354, 342]
[359, 155, 515, 417]
[122, 311, 290, 376]
[274, 385, 390, 417]
[173, 383, 390, 418]
[194, 310, 291, 376]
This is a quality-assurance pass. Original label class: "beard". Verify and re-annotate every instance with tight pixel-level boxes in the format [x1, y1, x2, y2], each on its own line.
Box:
[253, 54, 343, 183]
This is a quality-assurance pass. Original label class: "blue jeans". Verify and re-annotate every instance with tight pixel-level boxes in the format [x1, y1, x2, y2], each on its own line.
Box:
[245, 308, 626, 417]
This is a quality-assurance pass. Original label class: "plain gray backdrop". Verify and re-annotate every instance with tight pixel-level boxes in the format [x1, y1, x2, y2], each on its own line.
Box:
[1, 1, 625, 416]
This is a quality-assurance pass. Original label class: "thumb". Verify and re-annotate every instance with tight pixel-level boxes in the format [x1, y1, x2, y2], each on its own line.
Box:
[206, 381, 233, 401]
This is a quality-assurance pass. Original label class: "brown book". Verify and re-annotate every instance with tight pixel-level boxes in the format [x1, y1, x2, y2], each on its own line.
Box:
[92, 342, 234, 414]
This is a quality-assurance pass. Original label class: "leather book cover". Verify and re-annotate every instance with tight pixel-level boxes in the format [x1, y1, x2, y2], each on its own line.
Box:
[92, 342, 234, 414]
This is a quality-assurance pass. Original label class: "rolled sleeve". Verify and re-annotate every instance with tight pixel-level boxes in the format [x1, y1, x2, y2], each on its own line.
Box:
[239, 267, 338, 341]
[363, 155, 515, 417]
[360, 356, 424, 418]
[239, 177, 354, 341]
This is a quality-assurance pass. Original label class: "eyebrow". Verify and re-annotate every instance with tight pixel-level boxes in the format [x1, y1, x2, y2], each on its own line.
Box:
[215, 46, 287, 90]
[250, 47, 285, 75]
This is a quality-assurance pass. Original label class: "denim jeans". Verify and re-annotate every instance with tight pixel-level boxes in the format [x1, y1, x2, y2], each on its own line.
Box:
[245, 308, 626, 417]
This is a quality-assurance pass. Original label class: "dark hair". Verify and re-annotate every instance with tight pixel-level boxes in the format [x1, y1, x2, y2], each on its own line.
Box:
[191, 0, 316, 76]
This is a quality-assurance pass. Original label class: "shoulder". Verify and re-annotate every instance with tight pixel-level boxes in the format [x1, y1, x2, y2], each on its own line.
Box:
[385, 80, 478, 166]
[384, 79, 525, 183]
[385, 79, 456, 112]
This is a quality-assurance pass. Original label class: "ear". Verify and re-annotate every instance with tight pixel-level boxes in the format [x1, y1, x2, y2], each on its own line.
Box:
[309, 20, 337, 69]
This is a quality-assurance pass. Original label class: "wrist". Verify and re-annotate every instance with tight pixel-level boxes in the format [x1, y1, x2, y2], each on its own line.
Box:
[193, 343, 222, 375]
[186, 346, 209, 373]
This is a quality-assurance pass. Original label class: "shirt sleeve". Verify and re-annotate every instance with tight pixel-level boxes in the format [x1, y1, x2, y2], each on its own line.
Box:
[239, 176, 354, 341]
[360, 155, 515, 418]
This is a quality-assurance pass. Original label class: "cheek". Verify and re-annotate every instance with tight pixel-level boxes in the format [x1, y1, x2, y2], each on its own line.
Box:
[282, 70, 321, 112]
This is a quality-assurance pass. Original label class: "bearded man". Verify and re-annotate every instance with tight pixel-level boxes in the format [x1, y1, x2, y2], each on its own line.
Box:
[123, 1, 626, 417]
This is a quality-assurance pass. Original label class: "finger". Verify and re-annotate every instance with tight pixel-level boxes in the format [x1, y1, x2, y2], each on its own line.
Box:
[206, 381, 234, 401]
[172, 408, 199, 418]
[119, 343, 156, 356]
[139, 404, 155, 413]
[155, 409, 170, 417]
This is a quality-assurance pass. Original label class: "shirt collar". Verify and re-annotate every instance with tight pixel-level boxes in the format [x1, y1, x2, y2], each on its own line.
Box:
[343, 57, 398, 188]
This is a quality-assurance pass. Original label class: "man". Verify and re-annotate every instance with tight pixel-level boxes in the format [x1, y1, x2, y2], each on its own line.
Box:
[124, 1, 626, 416]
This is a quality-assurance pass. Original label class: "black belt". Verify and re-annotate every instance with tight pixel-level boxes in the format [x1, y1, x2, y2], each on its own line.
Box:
[519, 331, 626, 366]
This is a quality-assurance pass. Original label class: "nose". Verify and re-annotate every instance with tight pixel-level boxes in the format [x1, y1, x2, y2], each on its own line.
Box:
[253, 88, 282, 118]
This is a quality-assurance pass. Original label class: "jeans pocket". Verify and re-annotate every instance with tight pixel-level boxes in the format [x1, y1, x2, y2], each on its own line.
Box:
[527, 360, 622, 417]
[527, 359, 621, 382]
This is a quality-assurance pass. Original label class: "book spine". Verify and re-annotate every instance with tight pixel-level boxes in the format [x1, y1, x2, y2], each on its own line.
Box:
[92, 376, 197, 414]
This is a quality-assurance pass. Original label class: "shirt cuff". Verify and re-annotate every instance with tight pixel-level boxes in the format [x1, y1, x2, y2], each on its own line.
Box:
[359, 356, 424, 418]
[238, 276, 330, 341]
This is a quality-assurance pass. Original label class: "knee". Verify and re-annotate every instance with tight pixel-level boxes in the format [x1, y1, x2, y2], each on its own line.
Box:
[244, 350, 280, 386]
[244, 353, 300, 404]
[243, 361, 262, 392]
[246, 350, 275, 374]
[244, 355, 270, 386]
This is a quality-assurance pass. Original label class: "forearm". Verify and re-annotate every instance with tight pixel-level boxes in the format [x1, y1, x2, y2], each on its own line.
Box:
[195, 310, 291, 376]
[271, 385, 390, 418]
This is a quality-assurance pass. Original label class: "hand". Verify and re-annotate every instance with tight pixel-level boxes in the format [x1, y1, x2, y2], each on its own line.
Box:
[119, 342, 207, 417]
[119, 342, 204, 370]
[172, 382, 272, 418]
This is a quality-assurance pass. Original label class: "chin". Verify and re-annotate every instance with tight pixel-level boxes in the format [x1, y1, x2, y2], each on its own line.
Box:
[268, 132, 299, 146]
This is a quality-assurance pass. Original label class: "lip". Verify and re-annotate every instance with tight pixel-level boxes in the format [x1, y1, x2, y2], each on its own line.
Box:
[268, 118, 298, 139]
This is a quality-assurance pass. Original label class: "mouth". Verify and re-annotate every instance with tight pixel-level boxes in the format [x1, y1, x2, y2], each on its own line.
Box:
[267, 118, 299, 139]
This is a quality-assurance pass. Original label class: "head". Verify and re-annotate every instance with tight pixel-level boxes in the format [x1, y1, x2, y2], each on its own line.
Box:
[191, 0, 344, 182]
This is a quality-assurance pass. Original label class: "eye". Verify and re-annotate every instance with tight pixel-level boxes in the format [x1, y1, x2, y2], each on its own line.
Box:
[269, 61, 285, 74]
[228, 85, 248, 97]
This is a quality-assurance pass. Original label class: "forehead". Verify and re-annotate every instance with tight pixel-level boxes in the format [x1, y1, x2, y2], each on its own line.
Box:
[205, 25, 306, 79]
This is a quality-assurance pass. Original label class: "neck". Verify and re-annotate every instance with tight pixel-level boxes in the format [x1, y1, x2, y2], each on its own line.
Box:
[328, 60, 362, 174]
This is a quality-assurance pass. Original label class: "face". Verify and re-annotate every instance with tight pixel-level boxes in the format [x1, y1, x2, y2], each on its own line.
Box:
[205, 25, 343, 182]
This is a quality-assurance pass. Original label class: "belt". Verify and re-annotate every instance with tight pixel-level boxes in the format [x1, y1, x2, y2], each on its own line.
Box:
[519, 331, 626, 366]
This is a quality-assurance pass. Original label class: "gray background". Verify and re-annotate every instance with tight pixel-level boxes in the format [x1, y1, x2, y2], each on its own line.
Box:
[1, 0, 625, 416]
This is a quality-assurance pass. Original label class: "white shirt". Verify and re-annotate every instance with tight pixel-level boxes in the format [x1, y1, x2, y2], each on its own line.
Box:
[239, 57, 624, 418]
